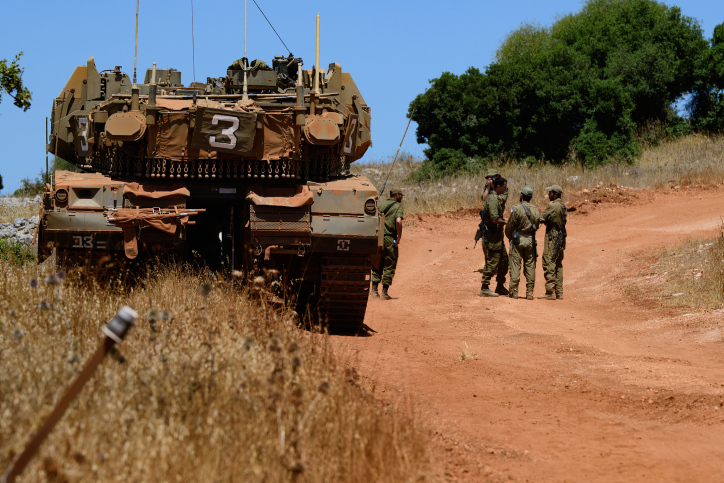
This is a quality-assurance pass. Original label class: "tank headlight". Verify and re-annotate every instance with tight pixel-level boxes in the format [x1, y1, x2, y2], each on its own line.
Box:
[364, 198, 376, 215]
[55, 189, 68, 203]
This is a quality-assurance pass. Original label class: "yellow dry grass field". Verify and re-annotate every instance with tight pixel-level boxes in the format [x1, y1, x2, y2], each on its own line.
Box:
[0, 199, 39, 224]
[653, 229, 724, 310]
[354, 134, 724, 214]
[0, 260, 431, 481]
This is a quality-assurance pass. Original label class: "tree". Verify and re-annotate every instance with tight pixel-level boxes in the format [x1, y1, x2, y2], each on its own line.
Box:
[409, 0, 707, 174]
[689, 23, 724, 133]
[0, 173, 4, 192]
[0, 52, 32, 111]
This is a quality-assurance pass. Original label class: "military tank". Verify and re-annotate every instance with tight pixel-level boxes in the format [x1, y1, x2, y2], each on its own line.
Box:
[39, 44, 381, 333]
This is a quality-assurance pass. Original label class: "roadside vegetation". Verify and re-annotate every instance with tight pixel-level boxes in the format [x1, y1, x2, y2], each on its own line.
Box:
[354, 134, 724, 214]
[408, 0, 724, 177]
[652, 228, 724, 310]
[0, 197, 38, 223]
[0, 253, 431, 481]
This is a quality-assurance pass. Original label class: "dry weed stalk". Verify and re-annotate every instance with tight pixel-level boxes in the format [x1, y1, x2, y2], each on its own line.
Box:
[0, 260, 431, 482]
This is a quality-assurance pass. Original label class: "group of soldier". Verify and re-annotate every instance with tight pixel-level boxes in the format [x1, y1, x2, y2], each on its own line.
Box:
[479, 169, 566, 300]
[369, 169, 567, 301]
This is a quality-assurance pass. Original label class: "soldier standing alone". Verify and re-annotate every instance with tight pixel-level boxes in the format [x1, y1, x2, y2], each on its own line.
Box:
[479, 177, 509, 297]
[539, 185, 566, 300]
[505, 187, 540, 300]
[371, 188, 404, 300]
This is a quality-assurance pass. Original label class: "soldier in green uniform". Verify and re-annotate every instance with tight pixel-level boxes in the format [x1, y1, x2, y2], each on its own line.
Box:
[371, 188, 405, 300]
[481, 168, 509, 210]
[539, 185, 566, 300]
[479, 177, 509, 297]
[505, 187, 540, 300]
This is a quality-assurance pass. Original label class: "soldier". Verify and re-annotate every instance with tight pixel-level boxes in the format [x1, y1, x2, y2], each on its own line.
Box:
[505, 187, 540, 300]
[481, 168, 509, 210]
[371, 188, 405, 300]
[479, 177, 509, 297]
[539, 185, 567, 300]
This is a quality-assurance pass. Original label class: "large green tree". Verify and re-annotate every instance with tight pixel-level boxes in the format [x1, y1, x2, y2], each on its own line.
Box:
[689, 23, 724, 132]
[0, 52, 32, 111]
[410, 0, 708, 171]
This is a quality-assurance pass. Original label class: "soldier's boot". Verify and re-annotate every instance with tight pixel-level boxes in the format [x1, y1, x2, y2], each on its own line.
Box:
[556, 293, 564, 300]
[526, 294, 534, 300]
[370, 282, 380, 299]
[495, 283, 509, 296]
[479, 285, 498, 297]
[537, 292, 555, 300]
[509, 290, 518, 299]
[381, 285, 391, 300]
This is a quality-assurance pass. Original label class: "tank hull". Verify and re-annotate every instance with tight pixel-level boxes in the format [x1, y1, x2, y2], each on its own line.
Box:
[38, 171, 382, 333]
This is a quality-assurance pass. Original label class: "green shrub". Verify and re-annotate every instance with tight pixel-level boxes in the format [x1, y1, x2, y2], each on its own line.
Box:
[0, 238, 35, 265]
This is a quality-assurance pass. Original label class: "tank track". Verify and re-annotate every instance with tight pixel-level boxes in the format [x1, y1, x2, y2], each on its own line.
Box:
[317, 255, 372, 334]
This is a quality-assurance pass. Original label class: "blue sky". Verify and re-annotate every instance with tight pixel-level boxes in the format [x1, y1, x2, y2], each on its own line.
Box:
[0, 0, 721, 193]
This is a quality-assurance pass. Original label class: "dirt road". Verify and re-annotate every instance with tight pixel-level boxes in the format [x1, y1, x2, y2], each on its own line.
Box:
[334, 186, 724, 482]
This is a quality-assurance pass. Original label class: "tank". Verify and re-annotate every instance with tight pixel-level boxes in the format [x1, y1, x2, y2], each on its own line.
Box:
[39, 53, 382, 334]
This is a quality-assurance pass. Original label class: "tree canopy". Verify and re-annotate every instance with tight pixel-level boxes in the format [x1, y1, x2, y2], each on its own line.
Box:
[409, 0, 717, 173]
[0, 52, 32, 111]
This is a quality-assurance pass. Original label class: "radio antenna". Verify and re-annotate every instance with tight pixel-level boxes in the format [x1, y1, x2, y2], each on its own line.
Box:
[242, 0, 248, 101]
[252, 0, 292, 56]
[190, 0, 196, 83]
[380, 110, 415, 197]
[133, 0, 139, 86]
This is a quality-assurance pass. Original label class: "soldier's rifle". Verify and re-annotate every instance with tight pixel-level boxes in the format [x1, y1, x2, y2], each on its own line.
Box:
[473, 209, 488, 258]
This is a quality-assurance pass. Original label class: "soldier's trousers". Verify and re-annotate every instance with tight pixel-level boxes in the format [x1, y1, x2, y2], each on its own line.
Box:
[509, 242, 536, 295]
[481, 247, 508, 288]
[372, 235, 398, 286]
[542, 242, 564, 295]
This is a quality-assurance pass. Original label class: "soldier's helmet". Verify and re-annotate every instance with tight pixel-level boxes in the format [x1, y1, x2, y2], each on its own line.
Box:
[545, 185, 563, 195]
[485, 168, 500, 179]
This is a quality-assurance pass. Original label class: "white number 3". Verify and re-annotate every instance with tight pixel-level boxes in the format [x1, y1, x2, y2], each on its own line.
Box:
[209, 114, 239, 149]
[77, 117, 89, 153]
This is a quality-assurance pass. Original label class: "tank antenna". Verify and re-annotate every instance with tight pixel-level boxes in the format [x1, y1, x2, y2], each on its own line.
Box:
[45, 117, 48, 182]
[314, 13, 320, 94]
[133, 0, 139, 86]
[242, 0, 249, 101]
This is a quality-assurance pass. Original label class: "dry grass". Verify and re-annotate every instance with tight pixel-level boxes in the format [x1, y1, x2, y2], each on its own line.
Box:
[0, 260, 431, 481]
[353, 134, 724, 214]
[0, 198, 39, 224]
[652, 228, 724, 310]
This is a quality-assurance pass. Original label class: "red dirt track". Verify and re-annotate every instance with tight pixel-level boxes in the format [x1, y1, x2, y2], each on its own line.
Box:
[334, 186, 724, 482]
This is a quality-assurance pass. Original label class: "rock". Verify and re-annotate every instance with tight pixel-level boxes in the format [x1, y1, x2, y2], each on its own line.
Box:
[0, 227, 16, 238]
[16, 233, 33, 245]
[30, 215, 39, 224]
[14, 217, 26, 228]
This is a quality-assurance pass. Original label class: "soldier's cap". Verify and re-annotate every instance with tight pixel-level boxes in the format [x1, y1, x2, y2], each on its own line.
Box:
[390, 187, 403, 196]
[485, 168, 500, 178]
[546, 185, 563, 195]
[520, 187, 534, 197]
